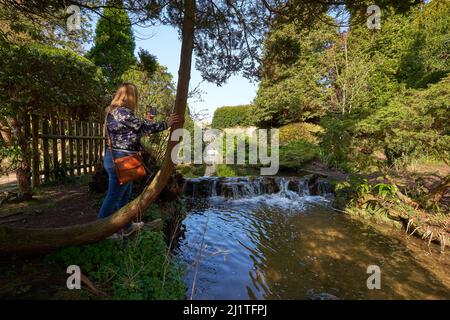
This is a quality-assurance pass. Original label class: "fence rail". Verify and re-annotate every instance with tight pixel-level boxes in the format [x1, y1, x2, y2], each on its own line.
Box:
[27, 114, 106, 187]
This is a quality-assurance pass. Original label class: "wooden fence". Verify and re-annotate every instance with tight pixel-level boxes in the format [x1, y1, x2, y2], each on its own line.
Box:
[26, 114, 106, 187]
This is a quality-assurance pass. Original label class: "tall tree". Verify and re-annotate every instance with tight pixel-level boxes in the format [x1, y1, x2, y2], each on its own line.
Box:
[255, 17, 338, 126]
[87, 0, 136, 85]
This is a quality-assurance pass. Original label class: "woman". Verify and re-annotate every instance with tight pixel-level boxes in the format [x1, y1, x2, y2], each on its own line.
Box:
[98, 83, 180, 237]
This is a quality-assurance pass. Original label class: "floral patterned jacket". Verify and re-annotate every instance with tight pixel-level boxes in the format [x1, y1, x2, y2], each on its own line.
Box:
[106, 107, 167, 152]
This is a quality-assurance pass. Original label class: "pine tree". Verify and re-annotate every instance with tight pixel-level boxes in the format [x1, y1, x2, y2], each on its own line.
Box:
[87, 0, 136, 86]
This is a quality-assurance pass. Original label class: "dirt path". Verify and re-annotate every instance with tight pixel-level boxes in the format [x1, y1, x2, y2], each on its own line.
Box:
[0, 174, 18, 193]
[0, 181, 99, 228]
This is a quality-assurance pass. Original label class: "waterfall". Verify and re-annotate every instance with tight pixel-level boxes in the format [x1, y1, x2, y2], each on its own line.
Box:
[183, 175, 332, 200]
[210, 178, 217, 197]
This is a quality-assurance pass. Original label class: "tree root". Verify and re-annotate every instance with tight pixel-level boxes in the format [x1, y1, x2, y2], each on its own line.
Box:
[358, 196, 449, 251]
[80, 273, 107, 298]
[404, 217, 449, 252]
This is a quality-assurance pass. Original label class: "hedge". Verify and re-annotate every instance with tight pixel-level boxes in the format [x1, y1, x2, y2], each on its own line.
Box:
[211, 104, 255, 129]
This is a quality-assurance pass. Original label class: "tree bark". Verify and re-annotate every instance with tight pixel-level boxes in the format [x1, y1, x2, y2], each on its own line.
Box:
[0, 117, 13, 146]
[0, 0, 196, 256]
[6, 114, 33, 200]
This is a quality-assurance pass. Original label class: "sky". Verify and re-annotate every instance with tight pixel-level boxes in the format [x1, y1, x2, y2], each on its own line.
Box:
[133, 24, 258, 123]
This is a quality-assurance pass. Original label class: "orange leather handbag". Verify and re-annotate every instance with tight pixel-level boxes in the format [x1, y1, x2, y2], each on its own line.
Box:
[106, 121, 148, 185]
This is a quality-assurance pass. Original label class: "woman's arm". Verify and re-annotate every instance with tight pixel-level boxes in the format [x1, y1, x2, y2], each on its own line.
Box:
[118, 108, 168, 134]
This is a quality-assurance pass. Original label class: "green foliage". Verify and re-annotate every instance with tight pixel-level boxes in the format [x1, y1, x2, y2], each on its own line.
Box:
[0, 2, 92, 54]
[255, 0, 449, 172]
[176, 164, 206, 178]
[254, 18, 337, 126]
[355, 76, 449, 168]
[48, 230, 185, 300]
[332, 176, 399, 218]
[279, 122, 323, 145]
[320, 3, 449, 172]
[373, 183, 398, 199]
[137, 48, 158, 76]
[122, 64, 175, 117]
[318, 115, 355, 171]
[337, 175, 398, 200]
[0, 145, 21, 164]
[354, 178, 371, 198]
[211, 105, 255, 129]
[279, 140, 319, 170]
[0, 41, 108, 118]
[87, 0, 136, 85]
[396, 0, 450, 88]
[216, 164, 237, 177]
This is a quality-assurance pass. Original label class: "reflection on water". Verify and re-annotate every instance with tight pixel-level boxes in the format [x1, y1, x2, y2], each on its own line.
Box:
[176, 179, 450, 300]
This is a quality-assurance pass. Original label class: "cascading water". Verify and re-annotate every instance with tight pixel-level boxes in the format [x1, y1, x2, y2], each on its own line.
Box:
[183, 175, 331, 200]
[176, 175, 450, 300]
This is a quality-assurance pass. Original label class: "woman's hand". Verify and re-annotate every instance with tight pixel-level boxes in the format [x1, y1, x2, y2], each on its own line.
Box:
[146, 112, 155, 122]
[166, 113, 181, 128]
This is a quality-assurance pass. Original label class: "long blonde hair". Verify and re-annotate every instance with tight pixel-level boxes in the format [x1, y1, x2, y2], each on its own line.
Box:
[106, 83, 138, 113]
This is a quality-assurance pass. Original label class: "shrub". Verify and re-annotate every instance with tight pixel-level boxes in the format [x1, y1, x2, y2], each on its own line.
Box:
[0, 41, 109, 119]
[279, 140, 320, 170]
[211, 105, 255, 129]
[216, 164, 237, 177]
[279, 122, 324, 145]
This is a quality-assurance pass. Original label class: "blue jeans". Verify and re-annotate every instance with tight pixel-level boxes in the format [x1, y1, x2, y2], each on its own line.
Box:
[98, 149, 134, 228]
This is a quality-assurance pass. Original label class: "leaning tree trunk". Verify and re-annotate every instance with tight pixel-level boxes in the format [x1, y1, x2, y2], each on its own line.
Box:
[0, 0, 196, 256]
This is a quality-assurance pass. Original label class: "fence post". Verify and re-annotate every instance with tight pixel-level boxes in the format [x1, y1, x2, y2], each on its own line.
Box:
[60, 119, 67, 178]
[82, 122, 87, 174]
[88, 121, 93, 173]
[75, 120, 81, 176]
[23, 113, 31, 163]
[68, 119, 74, 176]
[31, 115, 40, 187]
[51, 117, 58, 180]
[99, 122, 104, 161]
[93, 122, 99, 166]
[42, 118, 50, 183]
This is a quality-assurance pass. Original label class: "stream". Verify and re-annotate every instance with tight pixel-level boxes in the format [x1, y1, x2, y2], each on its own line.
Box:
[174, 176, 450, 300]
